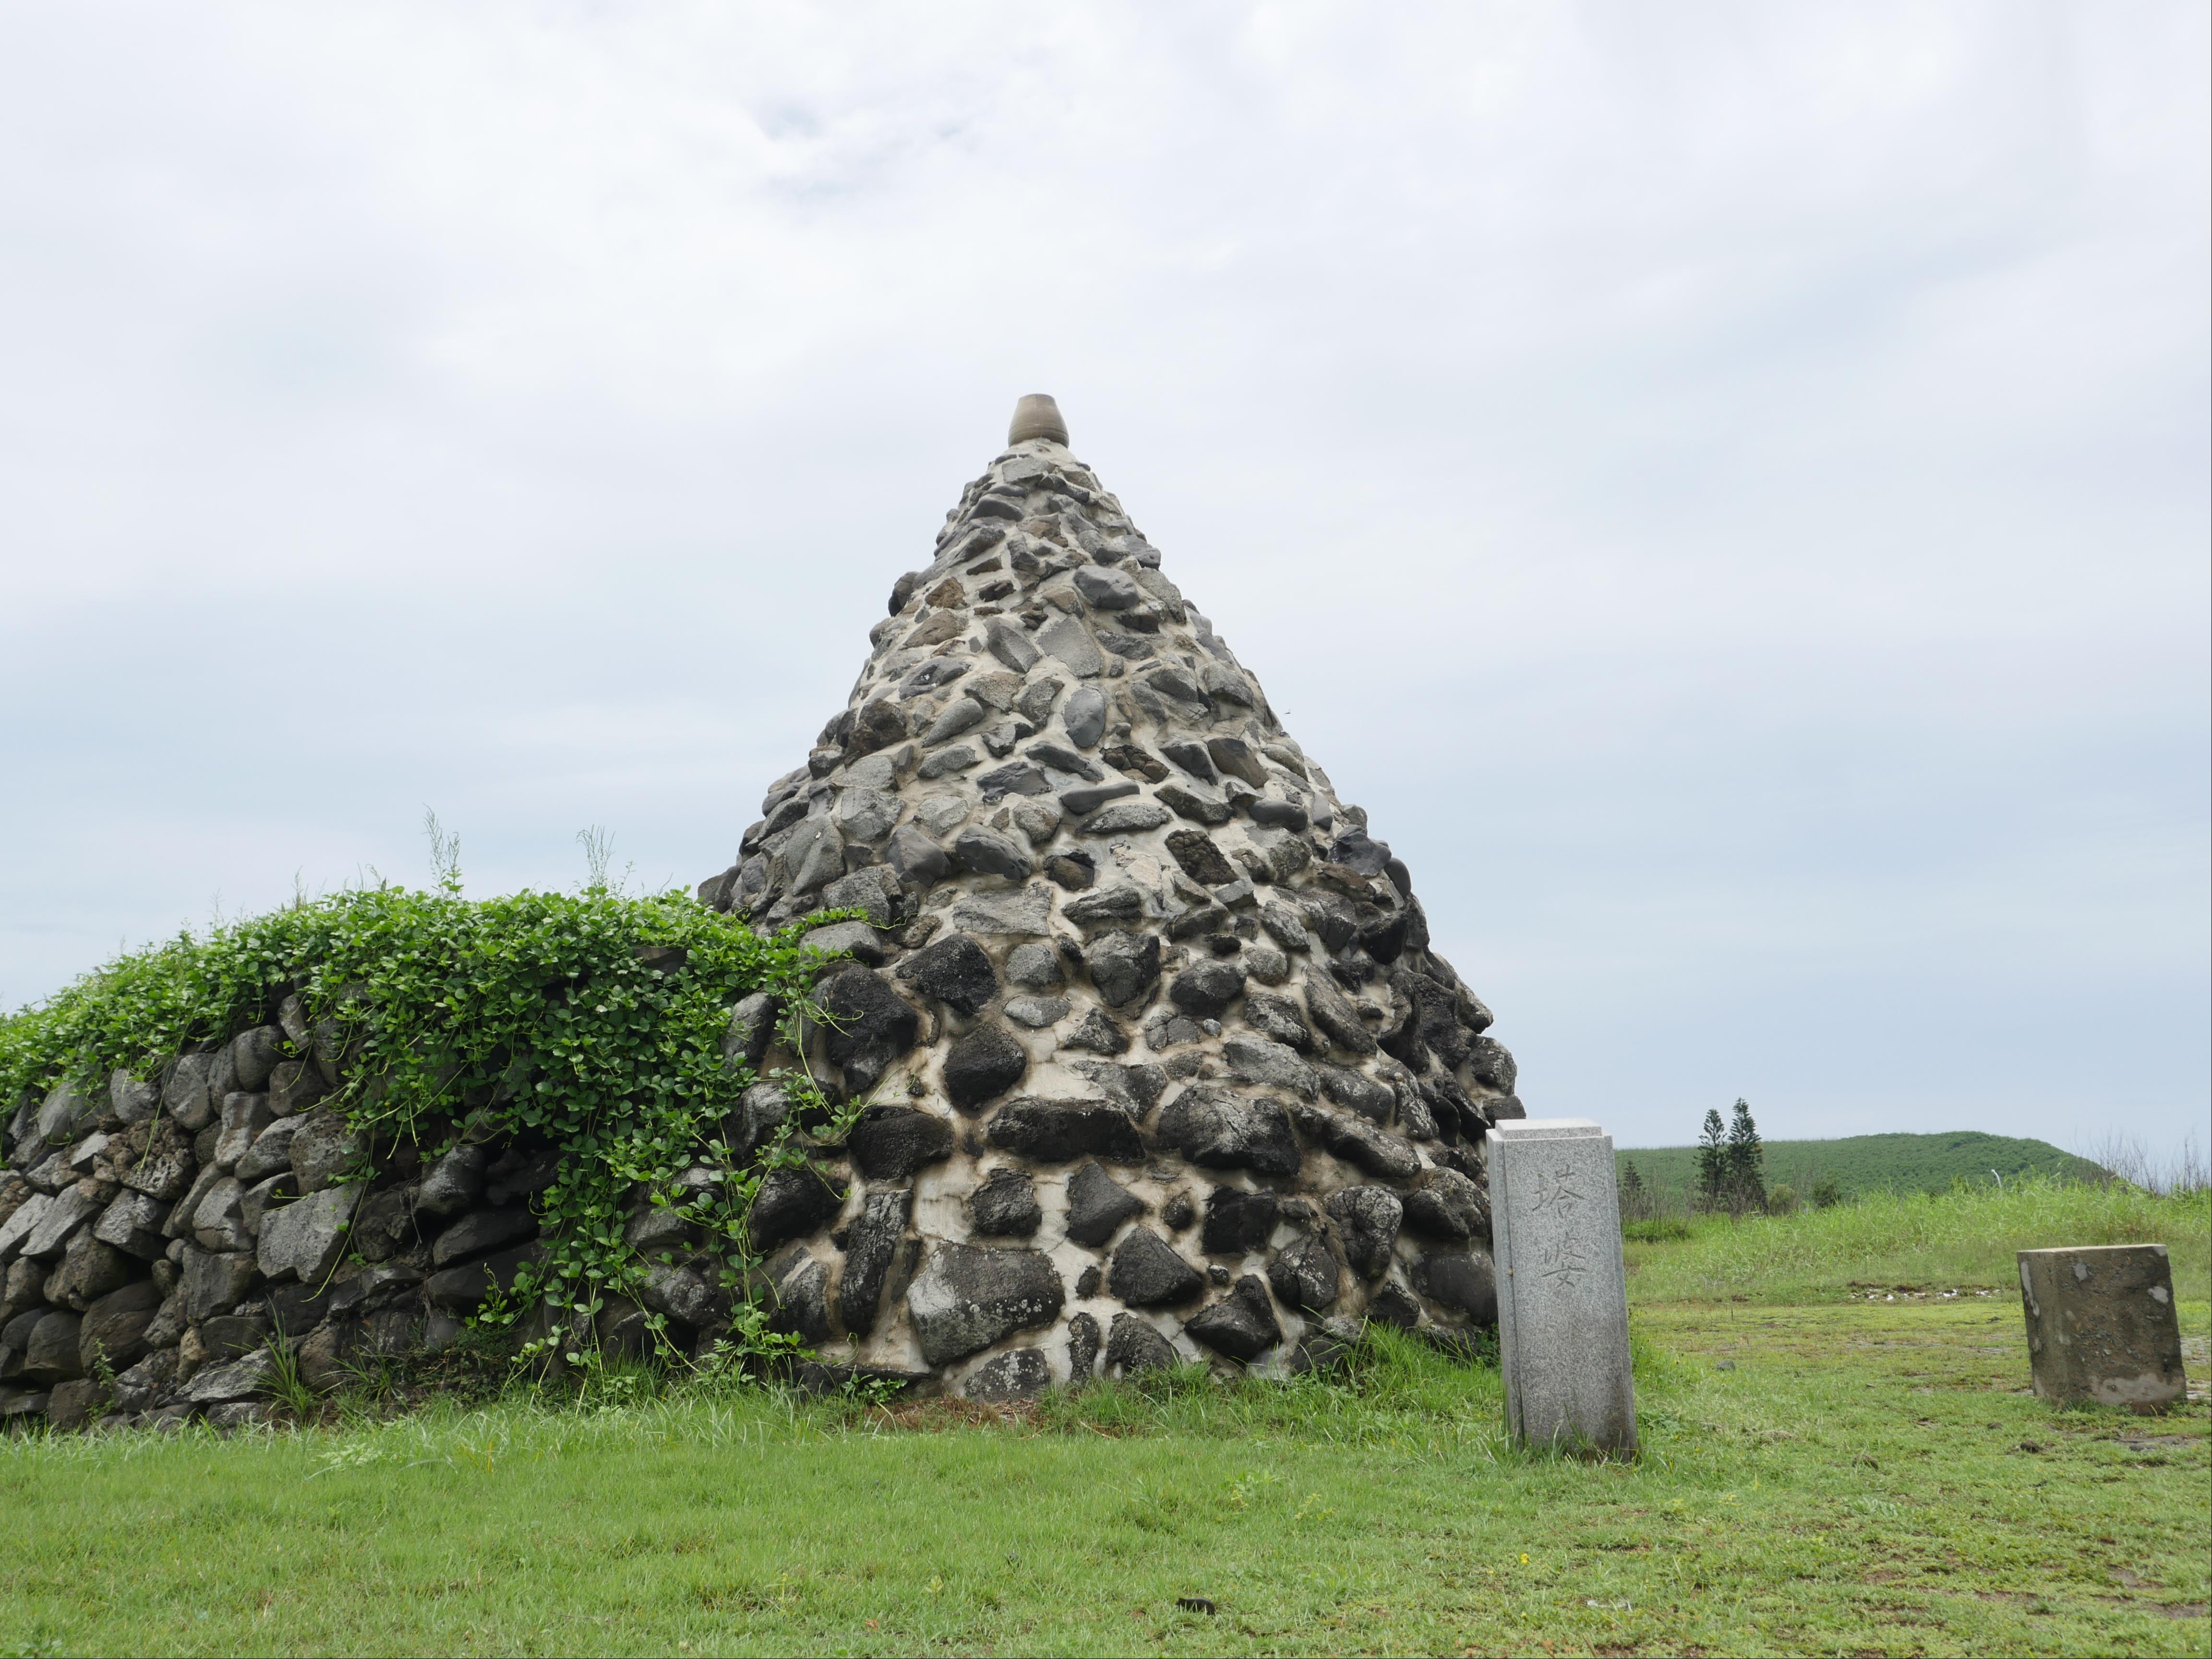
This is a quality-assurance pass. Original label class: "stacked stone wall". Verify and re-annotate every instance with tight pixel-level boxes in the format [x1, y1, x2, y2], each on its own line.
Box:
[0, 407, 1525, 1427]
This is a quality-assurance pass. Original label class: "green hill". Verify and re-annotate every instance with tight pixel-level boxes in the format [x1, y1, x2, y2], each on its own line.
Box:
[1614, 1130, 2101, 1208]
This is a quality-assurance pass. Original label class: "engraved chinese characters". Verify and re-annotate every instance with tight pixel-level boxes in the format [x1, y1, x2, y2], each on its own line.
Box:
[1486, 1118, 1636, 1456]
[1530, 1166, 1594, 1290]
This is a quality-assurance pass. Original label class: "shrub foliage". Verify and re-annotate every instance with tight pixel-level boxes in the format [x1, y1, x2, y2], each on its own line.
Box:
[0, 881, 854, 1358]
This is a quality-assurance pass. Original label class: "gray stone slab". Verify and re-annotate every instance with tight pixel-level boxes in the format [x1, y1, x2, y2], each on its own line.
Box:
[1485, 1118, 1635, 1456]
[2017, 1244, 2185, 1410]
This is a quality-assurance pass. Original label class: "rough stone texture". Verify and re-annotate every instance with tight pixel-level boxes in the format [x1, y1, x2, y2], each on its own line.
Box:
[1487, 1118, 1635, 1456]
[1155, 1088, 1300, 1179]
[969, 1168, 1043, 1238]
[1184, 1274, 1282, 1363]
[1107, 1228, 1203, 1307]
[815, 968, 921, 1094]
[840, 1188, 913, 1335]
[0, 401, 1538, 1427]
[1268, 1234, 1341, 1314]
[897, 934, 998, 1016]
[985, 1099, 1145, 1166]
[2017, 1245, 2185, 1411]
[431, 1208, 539, 1268]
[750, 1167, 846, 1254]
[1064, 1160, 1146, 1247]
[848, 1106, 956, 1181]
[1324, 1187, 1403, 1280]
[942, 1025, 1028, 1113]
[416, 1144, 488, 1219]
[1066, 1310, 1101, 1381]
[964, 1346, 1050, 1401]
[258, 1187, 360, 1285]
[907, 1244, 1064, 1366]
[1104, 1311, 1179, 1377]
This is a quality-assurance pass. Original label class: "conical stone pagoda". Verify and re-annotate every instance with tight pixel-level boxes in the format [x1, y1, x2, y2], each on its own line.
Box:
[695, 396, 1523, 1397]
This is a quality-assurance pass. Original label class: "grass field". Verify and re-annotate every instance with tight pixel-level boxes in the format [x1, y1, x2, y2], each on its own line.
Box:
[1616, 1130, 2103, 1207]
[1, 1184, 2204, 1657]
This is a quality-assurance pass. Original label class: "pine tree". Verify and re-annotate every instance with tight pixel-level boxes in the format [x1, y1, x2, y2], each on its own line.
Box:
[1619, 1158, 1649, 1221]
[1695, 1109, 1728, 1212]
[1726, 1097, 1766, 1213]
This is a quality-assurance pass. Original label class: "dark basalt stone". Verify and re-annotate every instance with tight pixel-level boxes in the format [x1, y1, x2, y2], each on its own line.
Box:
[1324, 1187, 1403, 1280]
[943, 1025, 1029, 1113]
[1105, 1311, 1179, 1377]
[751, 1166, 846, 1254]
[765, 1245, 831, 1345]
[896, 934, 998, 1018]
[1162, 829, 1237, 886]
[1414, 1250, 1497, 1324]
[817, 967, 920, 1093]
[1466, 1035, 1517, 1094]
[1401, 1167, 1487, 1241]
[1184, 1274, 1282, 1363]
[1107, 1228, 1203, 1307]
[1059, 781, 1139, 816]
[1154, 1086, 1300, 1179]
[1167, 960, 1245, 1019]
[847, 1105, 956, 1180]
[843, 697, 909, 762]
[1064, 1160, 1146, 1247]
[1156, 783, 1232, 826]
[1267, 1233, 1341, 1313]
[1199, 1186, 1280, 1256]
[77, 1280, 162, 1374]
[1063, 884, 1145, 926]
[431, 1207, 539, 1269]
[1060, 1010, 1130, 1056]
[1357, 908, 1410, 964]
[953, 826, 1034, 881]
[1066, 1311, 1101, 1382]
[839, 1188, 911, 1335]
[1367, 1280, 1422, 1329]
[986, 1099, 1145, 1166]
[969, 1167, 1042, 1238]
[1101, 743, 1169, 782]
[1317, 1064, 1395, 1123]
[1203, 736, 1269, 788]
[1025, 741, 1101, 781]
[1043, 851, 1097, 891]
[907, 1244, 1063, 1366]
[1160, 740, 1217, 783]
[965, 1346, 1051, 1402]
[1290, 1105, 1421, 1183]
[887, 826, 952, 886]
[1329, 831, 1392, 877]
[1083, 931, 1161, 1008]
[426, 1242, 547, 1313]
[1302, 970, 1377, 1056]
[1241, 992, 1315, 1053]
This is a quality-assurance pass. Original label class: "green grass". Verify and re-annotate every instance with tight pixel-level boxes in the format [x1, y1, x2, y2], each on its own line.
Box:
[0, 1189, 2205, 1656]
[1617, 1130, 2103, 1204]
[1623, 1177, 2211, 1305]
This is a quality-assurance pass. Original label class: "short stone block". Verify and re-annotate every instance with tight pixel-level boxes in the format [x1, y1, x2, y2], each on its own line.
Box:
[1485, 1118, 1635, 1456]
[2016, 1244, 2184, 1411]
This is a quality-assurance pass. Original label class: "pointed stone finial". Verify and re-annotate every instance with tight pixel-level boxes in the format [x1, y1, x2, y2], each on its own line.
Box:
[1008, 393, 1069, 446]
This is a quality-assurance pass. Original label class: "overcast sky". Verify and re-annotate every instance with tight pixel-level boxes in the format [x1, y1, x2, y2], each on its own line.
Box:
[3, 3, 2204, 1160]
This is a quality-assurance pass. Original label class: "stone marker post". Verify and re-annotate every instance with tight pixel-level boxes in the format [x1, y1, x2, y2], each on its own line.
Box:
[1485, 1118, 1636, 1456]
[2017, 1244, 2185, 1411]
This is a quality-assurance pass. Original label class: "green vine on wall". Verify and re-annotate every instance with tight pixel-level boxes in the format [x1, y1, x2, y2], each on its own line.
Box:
[0, 879, 864, 1369]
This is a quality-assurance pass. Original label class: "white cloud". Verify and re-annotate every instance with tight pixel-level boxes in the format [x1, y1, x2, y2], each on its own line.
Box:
[1, 0, 2203, 1156]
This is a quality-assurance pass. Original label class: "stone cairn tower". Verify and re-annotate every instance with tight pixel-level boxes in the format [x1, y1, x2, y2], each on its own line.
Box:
[696, 395, 1523, 1399]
